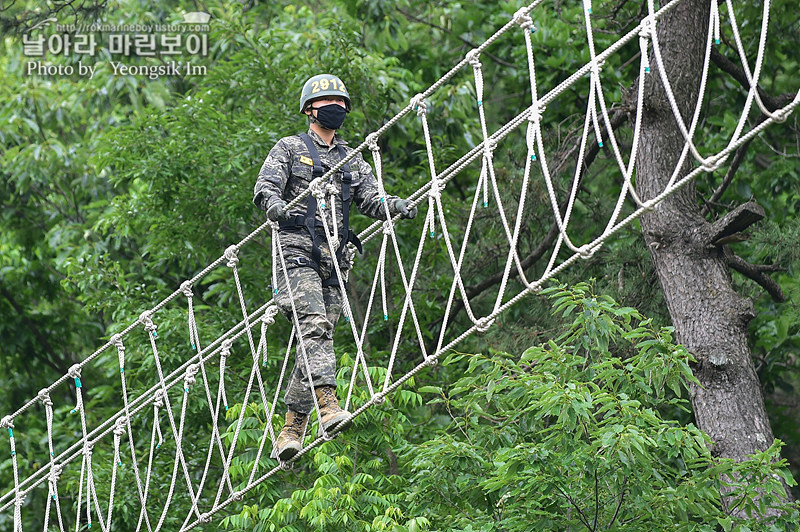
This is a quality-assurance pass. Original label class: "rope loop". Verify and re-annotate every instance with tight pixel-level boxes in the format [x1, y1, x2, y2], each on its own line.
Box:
[184, 364, 199, 388]
[180, 280, 194, 298]
[639, 16, 654, 39]
[38, 389, 53, 407]
[68, 364, 82, 379]
[153, 390, 165, 409]
[0, 416, 13, 429]
[49, 464, 63, 483]
[113, 417, 128, 437]
[578, 244, 596, 259]
[476, 317, 495, 333]
[110, 334, 125, 352]
[366, 132, 380, 152]
[199, 513, 213, 524]
[410, 94, 427, 116]
[263, 305, 279, 326]
[373, 393, 385, 405]
[233, 491, 245, 502]
[425, 357, 438, 368]
[466, 49, 482, 69]
[139, 311, 157, 334]
[220, 340, 233, 358]
[224, 245, 240, 268]
[513, 7, 533, 30]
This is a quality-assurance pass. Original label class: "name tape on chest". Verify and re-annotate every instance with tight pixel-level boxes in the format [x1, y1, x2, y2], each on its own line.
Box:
[299, 155, 314, 166]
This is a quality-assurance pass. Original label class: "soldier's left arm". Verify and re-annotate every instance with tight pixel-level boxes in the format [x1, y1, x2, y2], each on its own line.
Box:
[351, 151, 401, 220]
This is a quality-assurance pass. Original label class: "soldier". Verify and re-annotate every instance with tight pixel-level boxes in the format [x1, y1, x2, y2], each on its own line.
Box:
[254, 74, 417, 461]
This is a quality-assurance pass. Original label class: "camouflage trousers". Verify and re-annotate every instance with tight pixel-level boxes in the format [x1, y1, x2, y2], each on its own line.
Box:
[274, 231, 351, 414]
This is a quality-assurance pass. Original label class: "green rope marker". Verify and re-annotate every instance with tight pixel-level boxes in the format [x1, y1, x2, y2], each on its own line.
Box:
[531, 154, 537, 161]
[430, 230, 435, 238]
[384, 314, 388, 321]
[191, 343, 196, 350]
[380, 197, 385, 203]
[598, 141, 604, 147]
[8, 428, 13, 438]
[645, 67, 650, 73]
[11, 451, 15, 456]
[531, 27, 536, 33]
[477, 100, 483, 106]
[152, 331, 158, 339]
[321, 202, 326, 208]
[75, 378, 82, 389]
[184, 388, 189, 393]
[224, 405, 229, 411]
[483, 201, 488, 208]
[345, 316, 350, 323]
[715, 38, 720, 44]
[274, 288, 278, 295]
[118, 461, 123, 466]
[120, 367, 124, 373]
[587, 7, 592, 14]
[156, 444, 161, 449]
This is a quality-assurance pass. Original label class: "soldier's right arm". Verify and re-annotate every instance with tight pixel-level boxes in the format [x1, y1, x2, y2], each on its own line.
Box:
[253, 139, 292, 212]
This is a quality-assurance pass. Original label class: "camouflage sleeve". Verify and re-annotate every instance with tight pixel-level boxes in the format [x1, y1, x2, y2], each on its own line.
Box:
[351, 151, 401, 220]
[253, 139, 292, 212]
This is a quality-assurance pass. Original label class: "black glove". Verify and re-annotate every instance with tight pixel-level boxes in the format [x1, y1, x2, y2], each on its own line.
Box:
[266, 200, 290, 222]
[393, 199, 417, 220]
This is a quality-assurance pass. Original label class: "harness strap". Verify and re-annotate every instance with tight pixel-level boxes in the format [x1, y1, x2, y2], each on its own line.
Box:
[277, 134, 362, 288]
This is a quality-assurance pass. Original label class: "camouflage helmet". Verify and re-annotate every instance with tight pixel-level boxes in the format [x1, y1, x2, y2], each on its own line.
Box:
[299, 74, 351, 114]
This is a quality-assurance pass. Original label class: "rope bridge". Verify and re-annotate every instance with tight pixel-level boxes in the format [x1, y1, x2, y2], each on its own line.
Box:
[2, 0, 799, 529]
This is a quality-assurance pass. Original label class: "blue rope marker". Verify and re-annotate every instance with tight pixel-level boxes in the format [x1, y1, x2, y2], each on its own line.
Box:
[75, 377, 82, 389]
[384, 314, 388, 321]
[7, 428, 12, 438]
[152, 330, 158, 339]
[598, 141, 604, 147]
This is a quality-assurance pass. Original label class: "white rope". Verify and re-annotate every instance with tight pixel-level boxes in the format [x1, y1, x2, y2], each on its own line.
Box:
[2, 1, 800, 530]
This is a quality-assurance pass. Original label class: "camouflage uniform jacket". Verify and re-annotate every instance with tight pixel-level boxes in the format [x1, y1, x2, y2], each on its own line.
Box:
[253, 128, 402, 238]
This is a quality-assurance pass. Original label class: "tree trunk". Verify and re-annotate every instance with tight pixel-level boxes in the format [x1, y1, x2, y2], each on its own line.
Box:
[636, 0, 790, 516]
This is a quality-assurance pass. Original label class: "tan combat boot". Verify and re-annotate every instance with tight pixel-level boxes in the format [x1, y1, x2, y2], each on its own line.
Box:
[273, 410, 308, 461]
[314, 386, 351, 432]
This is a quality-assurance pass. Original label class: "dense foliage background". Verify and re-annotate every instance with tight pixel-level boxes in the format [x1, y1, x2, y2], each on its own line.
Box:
[1, 0, 799, 530]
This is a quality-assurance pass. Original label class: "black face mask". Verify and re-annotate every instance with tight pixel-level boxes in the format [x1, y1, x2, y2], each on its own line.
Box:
[312, 103, 347, 130]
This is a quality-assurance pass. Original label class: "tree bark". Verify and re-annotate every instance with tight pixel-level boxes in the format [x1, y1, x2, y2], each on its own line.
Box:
[635, 0, 791, 516]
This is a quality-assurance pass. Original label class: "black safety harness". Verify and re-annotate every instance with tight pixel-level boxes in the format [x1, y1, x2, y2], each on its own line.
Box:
[278, 133, 363, 288]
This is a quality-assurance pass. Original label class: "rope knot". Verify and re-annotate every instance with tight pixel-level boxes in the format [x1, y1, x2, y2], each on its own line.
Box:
[224, 245, 239, 268]
[84, 442, 94, 457]
[578, 244, 596, 259]
[513, 8, 534, 30]
[68, 364, 82, 379]
[410, 94, 427, 116]
[38, 389, 53, 407]
[220, 340, 233, 358]
[180, 280, 194, 298]
[483, 138, 498, 157]
[153, 390, 165, 409]
[310, 181, 327, 202]
[382, 220, 394, 235]
[199, 513, 212, 524]
[139, 311, 158, 334]
[184, 364, 199, 388]
[0, 416, 13, 430]
[325, 182, 338, 196]
[114, 417, 128, 437]
[639, 16, 654, 39]
[428, 181, 443, 201]
[466, 49, 482, 69]
[233, 491, 245, 502]
[49, 464, 63, 483]
[476, 317, 495, 333]
[110, 334, 125, 352]
[366, 133, 380, 152]
[263, 306, 279, 326]
[590, 59, 605, 76]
